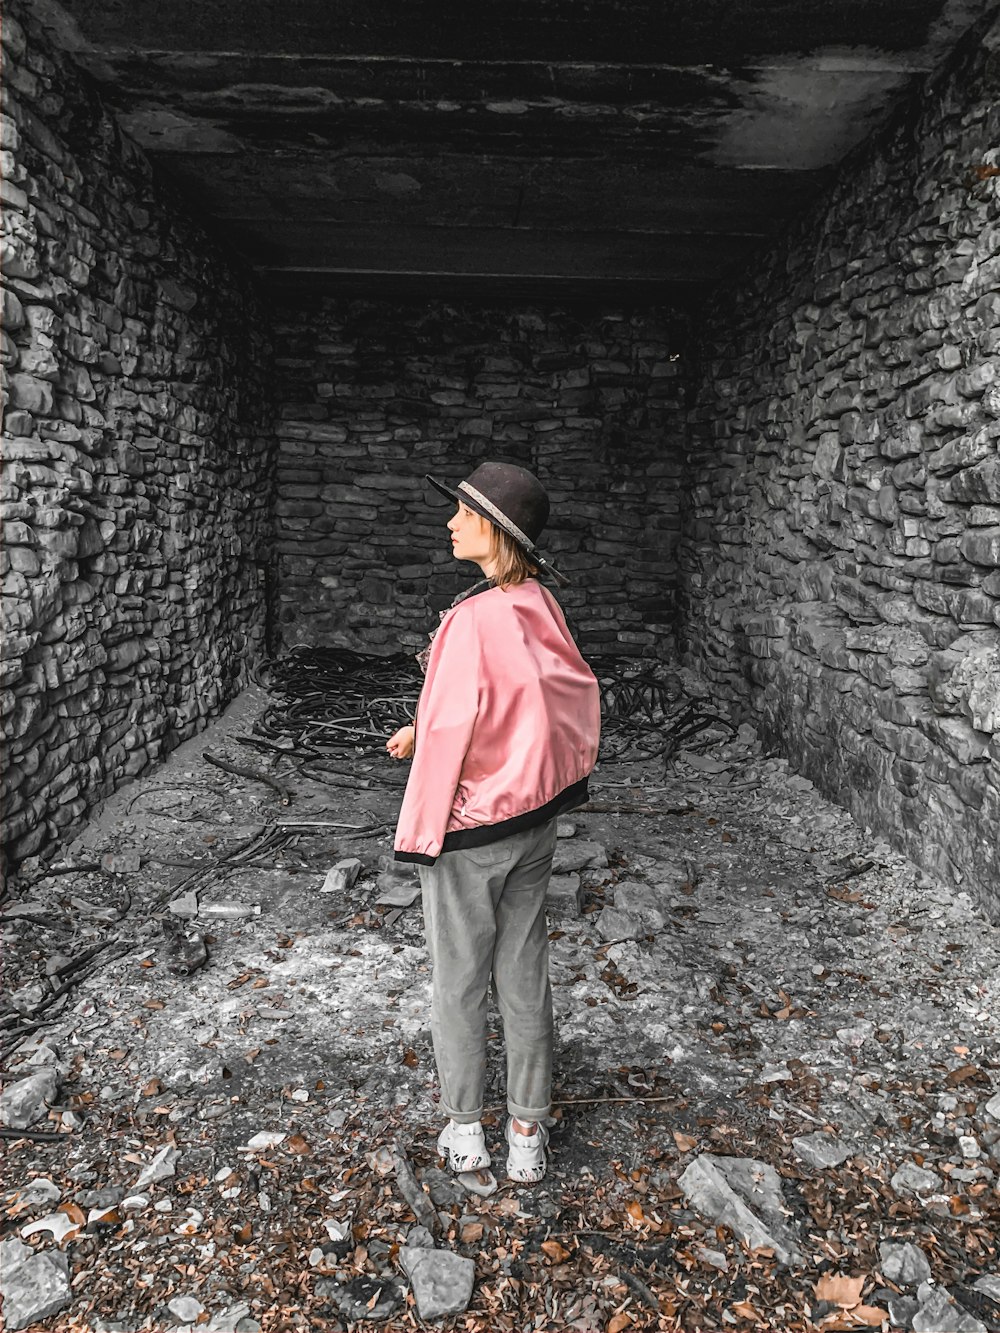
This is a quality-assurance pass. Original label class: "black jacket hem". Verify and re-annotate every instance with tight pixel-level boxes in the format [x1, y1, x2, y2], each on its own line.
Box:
[393, 776, 590, 866]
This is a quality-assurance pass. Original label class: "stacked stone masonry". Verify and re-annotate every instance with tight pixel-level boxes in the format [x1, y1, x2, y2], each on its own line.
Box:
[680, 16, 1000, 915]
[0, 5, 274, 866]
[273, 302, 687, 657]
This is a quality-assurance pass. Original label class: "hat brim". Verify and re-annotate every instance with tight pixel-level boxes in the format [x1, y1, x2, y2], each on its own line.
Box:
[423, 474, 570, 587]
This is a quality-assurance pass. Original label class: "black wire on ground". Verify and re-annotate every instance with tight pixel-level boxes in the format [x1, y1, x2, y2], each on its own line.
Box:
[253, 646, 731, 767]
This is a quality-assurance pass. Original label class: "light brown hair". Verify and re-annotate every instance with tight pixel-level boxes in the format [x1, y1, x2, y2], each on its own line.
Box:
[489, 524, 536, 588]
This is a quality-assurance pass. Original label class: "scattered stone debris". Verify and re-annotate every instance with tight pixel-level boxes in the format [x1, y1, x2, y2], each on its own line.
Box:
[321, 858, 363, 895]
[132, 1145, 178, 1192]
[879, 1240, 932, 1287]
[0, 1236, 72, 1330]
[1, 678, 997, 1331]
[545, 872, 583, 914]
[0, 1068, 59, 1129]
[679, 1154, 803, 1266]
[911, 1285, 988, 1333]
[161, 918, 208, 975]
[373, 859, 421, 907]
[792, 1131, 853, 1169]
[166, 1294, 204, 1324]
[399, 1246, 476, 1320]
[457, 1168, 498, 1198]
[391, 1148, 440, 1234]
[890, 1160, 943, 1198]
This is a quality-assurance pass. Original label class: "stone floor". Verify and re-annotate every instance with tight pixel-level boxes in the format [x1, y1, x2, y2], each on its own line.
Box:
[1, 678, 999, 1332]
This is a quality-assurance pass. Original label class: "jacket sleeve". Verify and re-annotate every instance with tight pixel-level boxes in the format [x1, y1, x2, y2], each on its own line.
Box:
[393, 603, 481, 864]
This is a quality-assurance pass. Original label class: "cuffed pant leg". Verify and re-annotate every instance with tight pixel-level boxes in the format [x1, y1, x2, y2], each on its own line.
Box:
[491, 820, 557, 1122]
[419, 852, 500, 1124]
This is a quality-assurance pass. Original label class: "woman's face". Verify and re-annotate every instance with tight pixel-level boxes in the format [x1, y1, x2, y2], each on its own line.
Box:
[448, 502, 495, 568]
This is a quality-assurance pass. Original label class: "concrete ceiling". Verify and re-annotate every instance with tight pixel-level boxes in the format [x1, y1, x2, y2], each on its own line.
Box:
[37, 0, 990, 302]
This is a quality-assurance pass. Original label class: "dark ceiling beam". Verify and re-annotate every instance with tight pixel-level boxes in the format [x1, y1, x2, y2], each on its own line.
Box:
[233, 219, 759, 279]
[258, 268, 703, 308]
[50, 0, 952, 64]
[148, 153, 823, 234]
[80, 54, 747, 105]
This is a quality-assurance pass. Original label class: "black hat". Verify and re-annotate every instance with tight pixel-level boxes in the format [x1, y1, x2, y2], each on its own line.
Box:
[425, 461, 570, 587]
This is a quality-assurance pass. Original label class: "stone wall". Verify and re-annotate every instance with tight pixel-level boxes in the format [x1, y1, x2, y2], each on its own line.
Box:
[273, 302, 687, 656]
[680, 17, 1000, 914]
[0, 6, 274, 865]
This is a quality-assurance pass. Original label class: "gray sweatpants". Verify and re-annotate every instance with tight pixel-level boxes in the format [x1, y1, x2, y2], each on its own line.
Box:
[418, 819, 557, 1125]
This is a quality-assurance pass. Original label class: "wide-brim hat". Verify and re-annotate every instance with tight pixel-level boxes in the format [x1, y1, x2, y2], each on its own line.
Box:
[425, 461, 570, 587]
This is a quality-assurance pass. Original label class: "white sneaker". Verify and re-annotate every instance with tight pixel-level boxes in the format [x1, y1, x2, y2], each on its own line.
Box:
[506, 1117, 549, 1182]
[437, 1119, 490, 1172]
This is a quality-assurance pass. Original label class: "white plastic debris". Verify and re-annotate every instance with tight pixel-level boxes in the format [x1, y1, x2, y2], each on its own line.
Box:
[20, 1212, 82, 1243]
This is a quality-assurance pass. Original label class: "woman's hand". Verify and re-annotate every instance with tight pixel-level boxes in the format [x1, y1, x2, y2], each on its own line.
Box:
[386, 725, 415, 760]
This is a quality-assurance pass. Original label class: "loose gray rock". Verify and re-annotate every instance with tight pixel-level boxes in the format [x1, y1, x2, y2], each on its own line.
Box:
[315, 1275, 401, 1321]
[8, 988, 48, 1020]
[205, 1304, 253, 1332]
[421, 1165, 467, 1207]
[399, 1247, 475, 1320]
[0, 1068, 59, 1129]
[983, 1092, 1000, 1122]
[8, 1177, 62, 1209]
[545, 873, 582, 913]
[458, 1168, 497, 1198]
[596, 906, 649, 942]
[374, 864, 421, 907]
[552, 840, 607, 874]
[404, 1225, 436, 1250]
[556, 820, 577, 838]
[390, 1149, 439, 1233]
[973, 1276, 1000, 1303]
[167, 1295, 204, 1323]
[321, 858, 363, 894]
[888, 1294, 921, 1328]
[613, 881, 668, 929]
[167, 890, 200, 919]
[678, 1155, 802, 1266]
[912, 1288, 987, 1333]
[133, 1144, 179, 1191]
[880, 1241, 932, 1287]
[0, 1237, 72, 1330]
[792, 1132, 853, 1169]
[890, 1161, 942, 1197]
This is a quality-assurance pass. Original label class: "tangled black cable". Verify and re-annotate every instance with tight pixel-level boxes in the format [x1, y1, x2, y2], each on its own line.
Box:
[251, 646, 731, 765]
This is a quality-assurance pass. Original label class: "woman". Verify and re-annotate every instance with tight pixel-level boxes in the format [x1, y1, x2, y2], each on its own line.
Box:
[386, 461, 601, 1183]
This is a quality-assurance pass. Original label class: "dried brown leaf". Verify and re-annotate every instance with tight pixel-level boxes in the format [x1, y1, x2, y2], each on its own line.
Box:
[945, 1063, 984, 1087]
[815, 1274, 865, 1308]
[731, 1300, 762, 1322]
[851, 1306, 889, 1326]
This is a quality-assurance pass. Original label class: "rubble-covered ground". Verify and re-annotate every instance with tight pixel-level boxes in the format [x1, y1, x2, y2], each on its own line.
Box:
[2, 675, 999, 1333]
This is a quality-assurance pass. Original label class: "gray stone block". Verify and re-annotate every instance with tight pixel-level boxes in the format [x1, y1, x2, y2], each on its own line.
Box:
[545, 872, 583, 913]
[791, 1132, 853, 1169]
[552, 840, 607, 874]
[0, 1237, 72, 1330]
[399, 1247, 475, 1320]
[912, 1288, 987, 1333]
[678, 1155, 802, 1266]
[879, 1241, 932, 1288]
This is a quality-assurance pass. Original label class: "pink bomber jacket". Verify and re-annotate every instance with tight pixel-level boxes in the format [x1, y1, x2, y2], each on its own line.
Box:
[393, 579, 601, 865]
